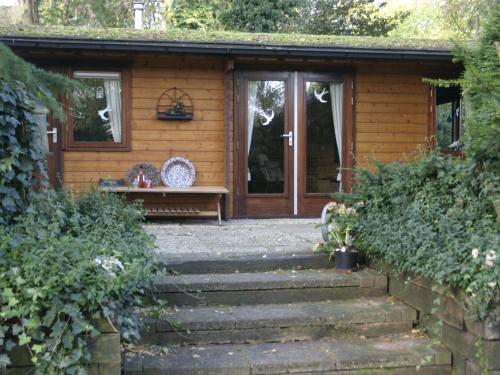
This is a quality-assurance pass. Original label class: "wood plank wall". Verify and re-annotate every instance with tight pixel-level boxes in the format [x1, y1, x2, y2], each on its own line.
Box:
[63, 56, 227, 192]
[60, 56, 453, 216]
[354, 62, 432, 170]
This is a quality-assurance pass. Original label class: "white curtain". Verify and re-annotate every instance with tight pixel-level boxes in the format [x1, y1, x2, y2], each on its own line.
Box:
[329, 82, 344, 191]
[247, 81, 259, 181]
[104, 79, 122, 143]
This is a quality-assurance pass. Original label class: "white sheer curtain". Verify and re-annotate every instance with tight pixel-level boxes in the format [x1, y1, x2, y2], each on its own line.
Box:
[329, 82, 344, 191]
[104, 79, 122, 143]
[247, 81, 259, 181]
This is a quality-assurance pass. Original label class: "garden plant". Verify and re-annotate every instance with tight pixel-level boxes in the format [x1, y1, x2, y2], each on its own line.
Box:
[0, 45, 159, 374]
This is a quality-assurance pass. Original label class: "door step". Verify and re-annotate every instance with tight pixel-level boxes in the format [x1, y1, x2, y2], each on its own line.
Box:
[140, 297, 416, 346]
[162, 253, 333, 275]
[124, 336, 451, 375]
[154, 268, 387, 306]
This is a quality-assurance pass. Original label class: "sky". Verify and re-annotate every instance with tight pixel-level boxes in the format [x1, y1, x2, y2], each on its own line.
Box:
[0, 0, 16, 5]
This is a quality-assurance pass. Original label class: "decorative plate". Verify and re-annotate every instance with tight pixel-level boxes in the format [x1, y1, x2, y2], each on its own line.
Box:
[161, 157, 196, 187]
[126, 163, 161, 187]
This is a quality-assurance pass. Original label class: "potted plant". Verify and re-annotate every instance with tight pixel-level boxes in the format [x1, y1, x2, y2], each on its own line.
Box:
[313, 202, 359, 272]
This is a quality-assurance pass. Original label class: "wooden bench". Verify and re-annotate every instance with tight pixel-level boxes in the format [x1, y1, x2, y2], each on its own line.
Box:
[99, 186, 229, 225]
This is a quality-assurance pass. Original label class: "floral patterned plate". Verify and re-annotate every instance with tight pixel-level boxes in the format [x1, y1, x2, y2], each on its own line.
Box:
[161, 157, 196, 187]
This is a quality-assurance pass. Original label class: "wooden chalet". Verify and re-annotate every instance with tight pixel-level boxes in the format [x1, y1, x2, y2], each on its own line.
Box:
[0, 26, 463, 219]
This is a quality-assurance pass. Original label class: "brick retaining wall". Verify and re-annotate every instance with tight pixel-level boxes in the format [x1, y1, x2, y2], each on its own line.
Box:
[372, 262, 499, 375]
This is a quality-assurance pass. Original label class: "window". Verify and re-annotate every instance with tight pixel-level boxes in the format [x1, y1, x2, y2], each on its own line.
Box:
[436, 86, 463, 150]
[66, 69, 130, 150]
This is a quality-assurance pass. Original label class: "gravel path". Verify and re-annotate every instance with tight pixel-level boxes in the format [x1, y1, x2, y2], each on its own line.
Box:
[144, 219, 322, 262]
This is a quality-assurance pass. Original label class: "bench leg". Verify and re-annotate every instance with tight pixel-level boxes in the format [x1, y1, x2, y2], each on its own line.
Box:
[217, 194, 222, 226]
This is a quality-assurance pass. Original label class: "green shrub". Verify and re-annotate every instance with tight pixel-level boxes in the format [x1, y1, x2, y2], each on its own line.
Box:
[349, 154, 499, 320]
[0, 189, 158, 373]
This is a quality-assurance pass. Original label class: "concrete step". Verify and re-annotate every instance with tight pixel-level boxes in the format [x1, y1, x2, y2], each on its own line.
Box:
[124, 335, 452, 374]
[140, 297, 417, 346]
[154, 268, 387, 306]
[162, 253, 333, 274]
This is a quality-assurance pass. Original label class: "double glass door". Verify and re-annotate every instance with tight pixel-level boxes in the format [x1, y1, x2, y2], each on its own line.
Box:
[235, 71, 352, 217]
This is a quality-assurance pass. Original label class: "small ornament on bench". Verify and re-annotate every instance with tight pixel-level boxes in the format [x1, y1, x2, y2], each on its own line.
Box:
[134, 168, 152, 188]
[127, 163, 161, 188]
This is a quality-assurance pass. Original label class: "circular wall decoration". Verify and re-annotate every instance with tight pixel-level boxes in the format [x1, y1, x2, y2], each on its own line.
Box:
[126, 163, 161, 187]
[161, 157, 196, 187]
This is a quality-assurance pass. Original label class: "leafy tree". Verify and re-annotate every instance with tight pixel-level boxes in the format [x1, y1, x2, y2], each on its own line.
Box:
[19, 0, 41, 24]
[167, 0, 221, 30]
[388, 0, 495, 40]
[455, 4, 500, 162]
[441, 0, 496, 39]
[296, 0, 408, 36]
[0, 43, 81, 120]
[387, 0, 451, 39]
[39, 0, 133, 27]
[219, 0, 302, 33]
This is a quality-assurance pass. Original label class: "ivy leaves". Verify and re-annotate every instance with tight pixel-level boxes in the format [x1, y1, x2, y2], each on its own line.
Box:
[352, 154, 499, 321]
[0, 80, 45, 225]
[0, 191, 157, 373]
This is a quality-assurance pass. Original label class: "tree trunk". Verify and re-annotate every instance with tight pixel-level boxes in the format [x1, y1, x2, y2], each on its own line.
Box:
[17, 0, 39, 24]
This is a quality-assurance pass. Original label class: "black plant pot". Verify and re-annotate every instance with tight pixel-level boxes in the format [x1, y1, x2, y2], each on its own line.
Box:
[334, 248, 358, 272]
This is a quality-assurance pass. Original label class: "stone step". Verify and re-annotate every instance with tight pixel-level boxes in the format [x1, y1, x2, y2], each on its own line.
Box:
[124, 336, 452, 375]
[140, 297, 417, 346]
[154, 268, 387, 306]
[162, 253, 333, 275]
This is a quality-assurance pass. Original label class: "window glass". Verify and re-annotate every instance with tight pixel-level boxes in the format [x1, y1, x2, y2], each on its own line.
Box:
[306, 81, 341, 194]
[436, 86, 462, 150]
[247, 80, 286, 194]
[73, 71, 121, 143]
[436, 101, 453, 149]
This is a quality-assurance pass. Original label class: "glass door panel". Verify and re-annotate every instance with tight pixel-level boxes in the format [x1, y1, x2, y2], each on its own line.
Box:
[305, 81, 341, 193]
[235, 73, 293, 217]
[299, 74, 350, 217]
[247, 80, 286, 194]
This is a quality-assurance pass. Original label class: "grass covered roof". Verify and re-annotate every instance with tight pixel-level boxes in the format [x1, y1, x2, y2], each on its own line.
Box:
[0, 25, 452, 52]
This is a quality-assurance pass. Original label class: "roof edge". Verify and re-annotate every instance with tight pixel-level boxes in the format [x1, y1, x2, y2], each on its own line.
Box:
[0, 35, 454, 61]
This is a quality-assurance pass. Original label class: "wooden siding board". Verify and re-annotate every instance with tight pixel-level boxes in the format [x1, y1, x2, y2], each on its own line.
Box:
[355, 68, 431, 165]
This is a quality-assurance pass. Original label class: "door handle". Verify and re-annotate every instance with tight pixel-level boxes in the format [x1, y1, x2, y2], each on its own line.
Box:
[47, 127, 57, 143]
[280, 131, 293, 146]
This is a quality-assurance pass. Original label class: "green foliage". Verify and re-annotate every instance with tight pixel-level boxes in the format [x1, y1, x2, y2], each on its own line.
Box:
[37, 0, 163, 28]
[297, 0, 408, 37]
[167, 0, 221, 31]
[0, 190, 158, 373]
[387, 0, 494, 40]
[39, 0, 132, 27]
[349, 154, 499, 320]
[440, 0, 495, 39]
[0, 80, 47, 226]
[0, 44, 82, 120]
[219, 0, 302, 32]
[454, 4, 500, 163]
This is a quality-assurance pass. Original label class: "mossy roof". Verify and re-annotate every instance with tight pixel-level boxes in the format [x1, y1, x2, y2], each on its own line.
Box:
[0, 25, 453, 59]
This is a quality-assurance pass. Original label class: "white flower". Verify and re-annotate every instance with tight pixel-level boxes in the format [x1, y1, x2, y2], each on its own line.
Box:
[326, 202, 337, 211]
[471, 248, 479, 258]
[95, 256, 125, 275]
[487, 281, 496, 288]
[485, 250, 496, 267]
[340, 246, 347, 253]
